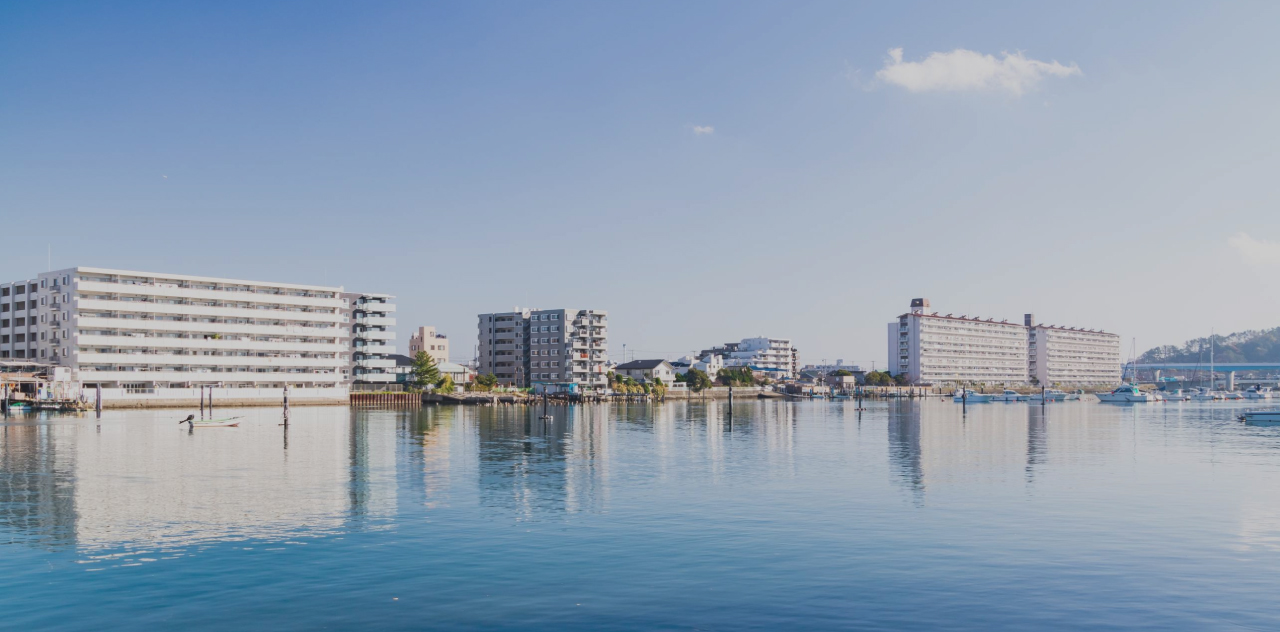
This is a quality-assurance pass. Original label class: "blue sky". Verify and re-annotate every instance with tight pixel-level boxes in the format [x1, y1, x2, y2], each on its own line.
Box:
[3, 1, 1279, 366]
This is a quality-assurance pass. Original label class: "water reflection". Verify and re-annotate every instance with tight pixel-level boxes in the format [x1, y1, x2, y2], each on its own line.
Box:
[0, 424, 77, 547]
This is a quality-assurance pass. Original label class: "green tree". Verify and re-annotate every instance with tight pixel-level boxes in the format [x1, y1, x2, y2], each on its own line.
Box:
[685, 368, 713, 392]
[437, 374, 455, 393]
[409, 352, 442, 391]
[832, 369, 853, 377]
[474, 373, 498, 391]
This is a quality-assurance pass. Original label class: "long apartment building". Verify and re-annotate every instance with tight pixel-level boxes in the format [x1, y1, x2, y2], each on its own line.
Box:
[1026, 314, 1122, 386]
[1, 267, 368, 391]
[477, 308, 607, 389]
[888, 298, 1120, 386]
[342, 292, 397, 385]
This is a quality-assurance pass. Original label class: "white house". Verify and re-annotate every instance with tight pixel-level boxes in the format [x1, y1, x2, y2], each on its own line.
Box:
[614, 359, 676, 384]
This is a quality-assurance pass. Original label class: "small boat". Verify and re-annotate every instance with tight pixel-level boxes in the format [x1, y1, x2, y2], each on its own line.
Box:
[952, 389, 993, 403]
[191, 418, 242, 427]
[1097, 384, 1159, 403]
[5, 401, 33, 411]
[992, 389, 1029, 402]
[1028, 389, 1072, 402]
[1191, 388, 1224, 401]
[1222, 391, 1245, 401]
[1240, 410, 1280, 425]
[1161, 389, 1192, 402]
[179, 414, 243, 428]
[1244, 386, 1274, 400]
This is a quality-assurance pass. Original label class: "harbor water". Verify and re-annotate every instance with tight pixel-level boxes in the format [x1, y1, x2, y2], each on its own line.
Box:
[3, 400, 1280, 630]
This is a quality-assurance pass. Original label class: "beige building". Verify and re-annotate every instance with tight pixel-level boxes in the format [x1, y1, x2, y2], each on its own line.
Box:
[408, 326, 449, 364]
[888, 298, 1030, 386]
[1026, 314, 1122, 386]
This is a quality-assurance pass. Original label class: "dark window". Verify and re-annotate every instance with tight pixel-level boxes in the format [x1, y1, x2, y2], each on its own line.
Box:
[15, 286, 24, 295]
[28, 284, 36, 293]
[1, 335, 7, 343]
[14, 302, 22, 311]
[15, 334, 24, 342]
[15, 318, 24, 327]
[0, 319, 6, 327]
[15, 350, 24, 358]
[1, 287, 7, 296]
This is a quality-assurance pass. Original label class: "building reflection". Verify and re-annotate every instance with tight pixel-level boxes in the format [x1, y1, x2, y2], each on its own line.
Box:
[474, 403, 612, 518]
[0, 423, 77, 548]
[885, 400, 1118, 502]
[0, 407, 407, 553]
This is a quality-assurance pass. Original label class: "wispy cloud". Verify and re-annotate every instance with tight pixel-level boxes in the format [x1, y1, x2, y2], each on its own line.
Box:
[1229, 232, 1280, 266]
[692, 125, 714, 135]
[876, 48, 1081, 96]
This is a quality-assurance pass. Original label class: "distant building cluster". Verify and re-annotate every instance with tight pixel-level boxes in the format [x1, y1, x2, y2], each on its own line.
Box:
[887, 298, 1121, 386]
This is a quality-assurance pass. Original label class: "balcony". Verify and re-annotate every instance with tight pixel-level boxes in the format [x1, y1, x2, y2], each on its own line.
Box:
[355, 315, 396, 327]
[355, 329, 395, 341]
[356, 358, 396, 368]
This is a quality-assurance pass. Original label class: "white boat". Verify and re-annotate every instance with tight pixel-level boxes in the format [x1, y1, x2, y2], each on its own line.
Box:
[1222, 391, 1245, 401]
[952, 389, 993, 403]
[1097, 384, 1159, 403]
[188, 417, 243, 427]
[1244, 387, 1273, 400]
[1028, 389, 1070, 402]
[1240, 410, 1280, 425]
[1161, 389, 1192, 402]
[993, 389, 1029, 402]
[1191, 388, 1224, 401]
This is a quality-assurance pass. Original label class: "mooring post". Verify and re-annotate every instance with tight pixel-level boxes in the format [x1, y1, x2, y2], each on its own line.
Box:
[1041, 385, 1046, 408]
[200, 385, 205, 418]
[283, 383, 290, 424]
[95, 384, 102, 419]
[962, 387, 967, 415]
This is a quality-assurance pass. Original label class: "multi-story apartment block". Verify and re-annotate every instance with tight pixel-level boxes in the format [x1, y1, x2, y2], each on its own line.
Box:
[341, 293, 396, 385]
[476, 308, 607, 389]
[888, 298, 1029, 386]
[408, 326, 449, 365]
[1025, 314, 1122, 386]
[0, 279, 39, 359]
[700, 337, 797, 379]
[7, 267, 350, 390]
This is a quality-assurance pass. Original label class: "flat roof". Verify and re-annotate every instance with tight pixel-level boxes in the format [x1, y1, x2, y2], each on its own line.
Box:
[71, 266, 343, 293]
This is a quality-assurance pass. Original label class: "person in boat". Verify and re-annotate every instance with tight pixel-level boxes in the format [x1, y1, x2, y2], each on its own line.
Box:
[178, 414, 195, 426]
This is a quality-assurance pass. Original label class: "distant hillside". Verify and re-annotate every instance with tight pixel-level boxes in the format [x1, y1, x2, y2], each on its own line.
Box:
[1139, 328, 1280, 364]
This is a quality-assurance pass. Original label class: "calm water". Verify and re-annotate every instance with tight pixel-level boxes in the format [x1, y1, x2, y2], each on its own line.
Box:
[3, 400, 1280, 631]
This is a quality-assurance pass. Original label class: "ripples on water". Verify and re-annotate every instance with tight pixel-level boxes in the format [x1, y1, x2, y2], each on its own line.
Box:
[2, 400, 1280, 630]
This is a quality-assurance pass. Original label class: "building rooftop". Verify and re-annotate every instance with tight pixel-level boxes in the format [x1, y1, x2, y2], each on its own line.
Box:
[616, 359, 669, 370]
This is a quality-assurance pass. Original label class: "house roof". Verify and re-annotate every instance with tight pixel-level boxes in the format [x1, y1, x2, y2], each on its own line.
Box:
[616, 359, 670, 370]
[390, 354, 414, 367]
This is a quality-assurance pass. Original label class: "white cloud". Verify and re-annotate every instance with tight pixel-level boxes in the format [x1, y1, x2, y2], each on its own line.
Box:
[876, 47, 1081, 96]
[692, 125, 714, 135]
[1229, 232, 1280, 266]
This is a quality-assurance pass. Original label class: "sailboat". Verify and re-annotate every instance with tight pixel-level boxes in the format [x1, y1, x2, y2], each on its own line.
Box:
[1192, 332, 1222, 401]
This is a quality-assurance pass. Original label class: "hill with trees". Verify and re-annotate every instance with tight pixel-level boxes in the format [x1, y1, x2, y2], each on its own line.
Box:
[1139, 328, 1280, 364]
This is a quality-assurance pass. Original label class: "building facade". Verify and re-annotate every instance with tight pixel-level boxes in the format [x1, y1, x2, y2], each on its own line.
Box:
[342, 292, 397, 385]
[408, 325, 449, 364]
[6, 267, 350, 390]
[614, 359, 676, 384]
[701, 337, 796, 379]
[888, 298, 1030, 385]
[0, 279, 39, 359]
[1025, 314, 1122, 386]
[477, 308, 607, 389]
[888, 298, 1121, 387]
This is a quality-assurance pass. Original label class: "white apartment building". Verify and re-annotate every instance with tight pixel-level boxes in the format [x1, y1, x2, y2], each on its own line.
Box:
[342, 292, 397, 385]
[1025, 314, 1122, 386]
[703, 337, 797, 379]
[888, 299, 1029, 385]
[408, 326, 449, 364]
[8, 267, 350, 392]
[477, 308, 607, 389]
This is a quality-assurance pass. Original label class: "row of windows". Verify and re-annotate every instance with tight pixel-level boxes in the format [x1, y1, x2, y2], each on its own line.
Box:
[0, 283, 37, 297]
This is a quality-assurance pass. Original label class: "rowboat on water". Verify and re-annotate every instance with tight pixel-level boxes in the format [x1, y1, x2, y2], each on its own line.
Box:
[178, 414, 243, 428]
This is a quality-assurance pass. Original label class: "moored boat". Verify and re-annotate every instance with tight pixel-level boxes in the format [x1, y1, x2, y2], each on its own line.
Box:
[993, 390, 1029, 402]
[952, 389, 993, 403]
[1239, 409, 1280, 425]
[1243, 387, 1273, 400]
[1097, 384, 1159, 403]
